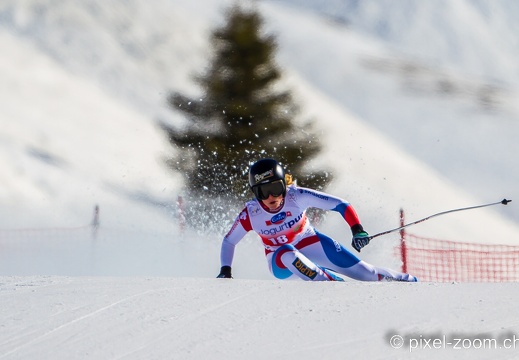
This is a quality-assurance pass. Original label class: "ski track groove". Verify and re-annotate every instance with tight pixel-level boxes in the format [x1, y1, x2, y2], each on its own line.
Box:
[0, 288, 168, 359]
[112, 288, 265, 360]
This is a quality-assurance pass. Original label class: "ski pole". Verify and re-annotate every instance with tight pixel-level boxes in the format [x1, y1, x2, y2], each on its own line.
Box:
[368, 198, 512, 241]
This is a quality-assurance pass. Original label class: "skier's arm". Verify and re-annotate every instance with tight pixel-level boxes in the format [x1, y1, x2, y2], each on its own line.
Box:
[332, 201, 362, 229]
[217, 209, 252, 278]
[333, 201, 370, 252]
[296, 186, 370, 251]
[295, 187, 361, 227]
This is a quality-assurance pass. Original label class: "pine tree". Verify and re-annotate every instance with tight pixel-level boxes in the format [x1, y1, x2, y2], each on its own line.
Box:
[161, 4, 330, 203]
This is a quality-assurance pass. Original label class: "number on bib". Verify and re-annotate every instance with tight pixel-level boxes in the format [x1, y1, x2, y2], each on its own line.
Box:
[268, 235, 289, 245]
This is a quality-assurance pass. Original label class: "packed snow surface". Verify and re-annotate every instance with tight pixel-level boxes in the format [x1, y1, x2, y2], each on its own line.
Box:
[2, 276, 519, 360]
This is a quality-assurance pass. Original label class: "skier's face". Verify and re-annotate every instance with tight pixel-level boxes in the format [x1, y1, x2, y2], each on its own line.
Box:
[261, 193, 283, 211]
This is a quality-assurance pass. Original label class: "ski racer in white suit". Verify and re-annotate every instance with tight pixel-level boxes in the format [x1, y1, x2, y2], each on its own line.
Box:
[217, 158, 417, 282]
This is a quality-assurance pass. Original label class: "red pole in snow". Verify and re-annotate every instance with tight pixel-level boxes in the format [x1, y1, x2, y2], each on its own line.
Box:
[399, 208, 408, 274]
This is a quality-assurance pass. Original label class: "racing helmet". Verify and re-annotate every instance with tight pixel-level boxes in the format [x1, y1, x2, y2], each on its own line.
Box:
[248, 158, 287, 200]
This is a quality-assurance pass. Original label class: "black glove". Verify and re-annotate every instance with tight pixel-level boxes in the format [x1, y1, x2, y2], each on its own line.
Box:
[217, 266, 233, 278]
[351, 224, 370, 253]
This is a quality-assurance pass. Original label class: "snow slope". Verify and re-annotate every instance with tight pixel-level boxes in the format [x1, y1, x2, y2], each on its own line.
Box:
[2, 276, 519, 360]
[0, 0, 518, 276]
[279, 0, 519, 84]
[0, 24, 516, 280]
[261, 0, 519, 225]
[0, 30, 177, 229]
[0, 0, 517, 235]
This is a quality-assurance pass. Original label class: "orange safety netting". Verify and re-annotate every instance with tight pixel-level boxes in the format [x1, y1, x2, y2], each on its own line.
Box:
[397, 234, 519, 282]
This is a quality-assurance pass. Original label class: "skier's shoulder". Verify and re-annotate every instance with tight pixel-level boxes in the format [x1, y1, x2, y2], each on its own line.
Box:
[285, 183, 300, 200]
[286, 184, 325, 206]
[288, 184, 330, 200]
[243, 198, 263, 218]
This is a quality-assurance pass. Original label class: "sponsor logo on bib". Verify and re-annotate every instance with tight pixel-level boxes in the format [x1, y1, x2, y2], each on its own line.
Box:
[266, 211, 292, 226]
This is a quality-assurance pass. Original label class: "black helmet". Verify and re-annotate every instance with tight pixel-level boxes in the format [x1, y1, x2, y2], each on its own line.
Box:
[249, 158, 286, 200]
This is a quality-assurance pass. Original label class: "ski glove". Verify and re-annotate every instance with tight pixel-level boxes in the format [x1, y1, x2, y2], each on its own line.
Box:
[217, 266, 233, 279]
[351, 230, 370, 253]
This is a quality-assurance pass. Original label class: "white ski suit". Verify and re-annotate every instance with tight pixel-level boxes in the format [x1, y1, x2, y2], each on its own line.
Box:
[220, 184, 417, 282]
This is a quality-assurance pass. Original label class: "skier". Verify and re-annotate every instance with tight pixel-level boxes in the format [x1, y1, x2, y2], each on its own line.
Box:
[217, 158, 417, 282]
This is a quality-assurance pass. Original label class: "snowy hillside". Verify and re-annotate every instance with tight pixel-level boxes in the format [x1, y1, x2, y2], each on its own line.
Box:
[0, 0, 519, 253]
[0, 0, 518, 275]
[261, 0, 519, 225]
[280, 0, 519, 84]
[0, 30, 177, 229]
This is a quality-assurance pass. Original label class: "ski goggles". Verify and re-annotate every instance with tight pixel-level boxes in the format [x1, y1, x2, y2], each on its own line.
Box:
[252, 180, 285, 200]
